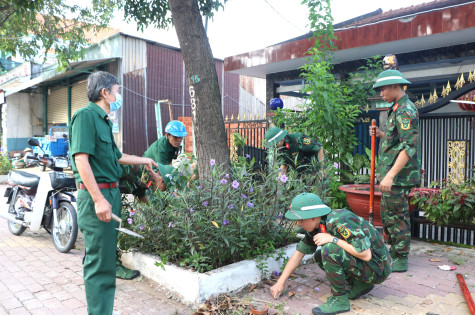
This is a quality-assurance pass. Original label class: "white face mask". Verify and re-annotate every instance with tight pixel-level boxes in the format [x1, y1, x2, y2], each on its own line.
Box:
[109, 93, 122, 112]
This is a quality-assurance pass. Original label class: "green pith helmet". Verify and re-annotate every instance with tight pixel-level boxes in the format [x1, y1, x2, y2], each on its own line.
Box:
[158, 163, 175, 186]
[373, 69, 411, 89]
[285, 193, 331, 221]
[264, 127, 288, 148]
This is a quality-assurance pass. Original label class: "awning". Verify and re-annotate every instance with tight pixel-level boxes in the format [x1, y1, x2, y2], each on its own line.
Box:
[4, 57, 117, 96]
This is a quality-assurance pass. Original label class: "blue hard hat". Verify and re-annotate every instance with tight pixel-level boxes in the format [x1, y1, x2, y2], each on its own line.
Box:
[269, 98, 284, 110]
[165, 120, 188, 137]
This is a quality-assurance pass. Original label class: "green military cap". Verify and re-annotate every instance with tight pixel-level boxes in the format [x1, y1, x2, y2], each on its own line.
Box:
[264, 127, 288, 148]
[373, 69, 411, 89]
[285, 192, 331, 221]
[158, 163, 175, 186]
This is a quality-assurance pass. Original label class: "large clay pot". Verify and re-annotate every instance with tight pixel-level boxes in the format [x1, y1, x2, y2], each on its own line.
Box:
[338, 184, 416, 227]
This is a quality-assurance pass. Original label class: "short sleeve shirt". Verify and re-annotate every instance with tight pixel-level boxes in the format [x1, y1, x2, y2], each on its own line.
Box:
[69, 102, 123, 184]
[377, 95, 421, 186]
[296, 209, 391, 275]
[143, 136, 179, 165]
[282, 133, 322, 167]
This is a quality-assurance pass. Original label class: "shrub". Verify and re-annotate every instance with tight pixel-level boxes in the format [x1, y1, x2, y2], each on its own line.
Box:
[411, 179, 475, 226]
[118, 154, 339, 273]
[0, 153, 12, 175]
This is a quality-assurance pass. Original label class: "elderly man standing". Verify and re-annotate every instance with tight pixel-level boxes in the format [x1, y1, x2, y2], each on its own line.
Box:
[70, 71, 157, 315]
[370, 69, 421, 272]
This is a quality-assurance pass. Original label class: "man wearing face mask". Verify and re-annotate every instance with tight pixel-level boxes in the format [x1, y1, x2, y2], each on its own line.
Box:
[69, 71, 158, 315]
[143, 120, 188, 165]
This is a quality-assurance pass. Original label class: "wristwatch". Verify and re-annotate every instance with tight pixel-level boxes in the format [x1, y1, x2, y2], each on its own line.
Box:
[332, 237, 339, 244]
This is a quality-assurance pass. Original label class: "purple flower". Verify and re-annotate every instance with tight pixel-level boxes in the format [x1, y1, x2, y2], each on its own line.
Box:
[228, 204, 234, 209]
[225, 173, 230, 178]
[333, 162, 339, 169]
[202, 201, 209, 206]
[280, 175, 288, 183]
[129, 212, 135, 217]
[139, 225, 144, 230]
[249, 186, 254, 193]
[190, 208, 195, 213]
[127, 218, 133, 224]
[245, 154, 251, 158]
[197, 186, 201, 190]
[241, 194, 247, 199]
[247, 202, 253, 208]
[273, 271, 280, 276]
[314, 287, 320, 292]
[277, 213, 282, 219]
[210, 159, 215, 166]
[223, 220, 229, 225]
[168, 222, 174, 228]
[220, 179, 227, 184]
[153, 228, 158, 231]
[232, 180, 239, 189]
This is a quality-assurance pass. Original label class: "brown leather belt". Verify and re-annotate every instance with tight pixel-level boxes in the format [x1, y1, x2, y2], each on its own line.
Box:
[79, 182, 119, 190]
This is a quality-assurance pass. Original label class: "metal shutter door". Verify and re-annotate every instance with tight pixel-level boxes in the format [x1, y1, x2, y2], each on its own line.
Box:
[47, 86, 68, 125]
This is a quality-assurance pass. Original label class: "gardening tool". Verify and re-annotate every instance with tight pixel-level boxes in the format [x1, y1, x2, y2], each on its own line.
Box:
[111, 213, 145, 239]
[457, 273, 475, 315]
[369, 119, 377, 225]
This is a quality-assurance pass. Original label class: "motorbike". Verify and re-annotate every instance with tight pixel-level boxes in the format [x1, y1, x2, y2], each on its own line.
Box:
[0, 138, 78, 253]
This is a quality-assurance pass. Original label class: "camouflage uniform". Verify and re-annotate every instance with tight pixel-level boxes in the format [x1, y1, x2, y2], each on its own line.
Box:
[296, 209, 392, 296]
[377, 94, 420, 259]
[143, 136, 179, 165]
[281, 133, 322, 171]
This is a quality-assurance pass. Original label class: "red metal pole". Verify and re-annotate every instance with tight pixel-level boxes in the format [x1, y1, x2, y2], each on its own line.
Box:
[369, 119, 376, 225]
[457, 273, 475, 315]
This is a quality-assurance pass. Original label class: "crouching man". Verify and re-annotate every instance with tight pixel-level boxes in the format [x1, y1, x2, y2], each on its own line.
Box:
[270, 193, 392, 314]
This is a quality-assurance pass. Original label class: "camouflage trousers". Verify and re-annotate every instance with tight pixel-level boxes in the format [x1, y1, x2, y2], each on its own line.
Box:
[314, 244, 391, 296]
[381, 187, 412, 258]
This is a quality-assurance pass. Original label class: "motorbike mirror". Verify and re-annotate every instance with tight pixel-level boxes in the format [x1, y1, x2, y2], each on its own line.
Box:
[28, 138, 41, 147]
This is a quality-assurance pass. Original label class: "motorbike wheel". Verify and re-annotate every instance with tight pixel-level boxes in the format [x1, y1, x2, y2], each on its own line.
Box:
[8, 195, 27, 236]
[51, 201, 78, 253]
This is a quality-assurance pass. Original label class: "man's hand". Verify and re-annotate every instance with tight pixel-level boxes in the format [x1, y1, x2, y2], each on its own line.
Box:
[313, 233, 334, 246]
[95, 197, 112, 222]
[142, 157, 158, 174]
[369, 125, 385, 139]
[379, 175, 394, 192]
[270, 282, 284, 299]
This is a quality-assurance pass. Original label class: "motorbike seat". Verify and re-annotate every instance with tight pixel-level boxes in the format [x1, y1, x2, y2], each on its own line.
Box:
[8, 171, 40, 187]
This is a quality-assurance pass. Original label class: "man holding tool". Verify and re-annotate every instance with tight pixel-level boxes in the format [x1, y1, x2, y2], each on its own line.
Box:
[369, 69, 421, 272]
[270, 192, 392, 315]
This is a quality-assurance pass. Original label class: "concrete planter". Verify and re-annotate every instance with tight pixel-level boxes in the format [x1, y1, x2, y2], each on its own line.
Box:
[121, 243, 312, 306]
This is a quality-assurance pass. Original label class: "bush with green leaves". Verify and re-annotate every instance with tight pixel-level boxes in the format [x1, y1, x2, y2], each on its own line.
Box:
[411, 179, 475, 226]
[0, 153, 12, 175]
[118, 153, 339, 273]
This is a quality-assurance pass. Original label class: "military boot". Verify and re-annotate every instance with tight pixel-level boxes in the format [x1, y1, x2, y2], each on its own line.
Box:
[392, 256, 408, 272]
[348, 279, 374, 300]
[116, 261, 140, 280]
[312, 294, 350, 315]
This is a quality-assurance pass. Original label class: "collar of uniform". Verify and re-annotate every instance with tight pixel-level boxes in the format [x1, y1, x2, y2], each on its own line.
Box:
[87, 101, 109, 120]
[393, 94, 409, 109]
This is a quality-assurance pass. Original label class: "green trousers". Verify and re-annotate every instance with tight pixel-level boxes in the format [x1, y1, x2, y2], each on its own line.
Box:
[77, 188, 121, 315]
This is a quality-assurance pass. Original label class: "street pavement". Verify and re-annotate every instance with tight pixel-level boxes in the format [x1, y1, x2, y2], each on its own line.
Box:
[0, 168, 474, 314]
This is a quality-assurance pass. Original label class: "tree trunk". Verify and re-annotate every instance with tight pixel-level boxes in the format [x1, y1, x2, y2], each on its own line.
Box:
[168, 0, 230, 181]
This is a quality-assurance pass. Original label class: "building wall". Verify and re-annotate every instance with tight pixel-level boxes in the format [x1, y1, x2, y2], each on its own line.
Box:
[3, 92, 43, 153]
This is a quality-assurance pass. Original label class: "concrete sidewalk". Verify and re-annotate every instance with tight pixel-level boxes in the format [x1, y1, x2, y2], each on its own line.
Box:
[0, 177, 474, 314]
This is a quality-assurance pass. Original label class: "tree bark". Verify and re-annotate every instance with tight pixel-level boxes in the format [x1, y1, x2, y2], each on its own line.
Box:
[168, 0, 229, 180]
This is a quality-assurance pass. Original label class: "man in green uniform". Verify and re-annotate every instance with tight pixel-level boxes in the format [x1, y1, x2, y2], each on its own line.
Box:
[143, 120, 187, 165]
[264, 126, 324, 174]
[270, 193, 392, 315]
[370, 69, 421, 272]
[70, 71, 157, 315]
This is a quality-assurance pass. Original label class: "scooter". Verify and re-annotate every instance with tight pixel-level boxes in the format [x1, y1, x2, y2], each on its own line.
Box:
[0, 138, 78, 253]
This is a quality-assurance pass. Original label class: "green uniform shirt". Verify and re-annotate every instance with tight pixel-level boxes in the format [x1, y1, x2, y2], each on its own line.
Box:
[296, 208, 391, 275]
[281, 132, 322, 168]
[143, 136, 179, 165]
[69, 102, 123, 184]
[377, 95, 421, 187]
